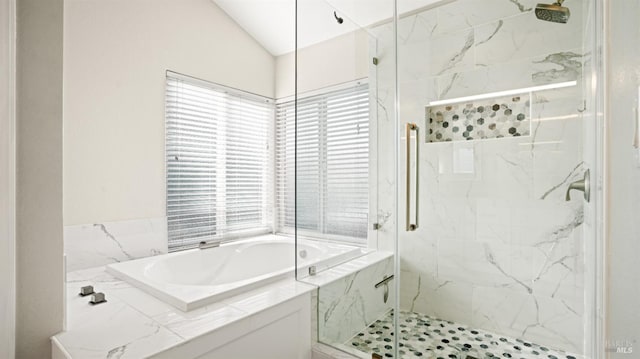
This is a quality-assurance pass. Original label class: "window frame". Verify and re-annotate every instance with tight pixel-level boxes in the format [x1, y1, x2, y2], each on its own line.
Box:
[275, 79, 370, 245]
[165, 71, 275, 251]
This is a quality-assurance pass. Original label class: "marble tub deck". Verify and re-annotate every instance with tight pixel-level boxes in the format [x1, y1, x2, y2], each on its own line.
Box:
[53, 250, 390, 358]
[347, 311, 584, 359]
[53, 265, 317, 358]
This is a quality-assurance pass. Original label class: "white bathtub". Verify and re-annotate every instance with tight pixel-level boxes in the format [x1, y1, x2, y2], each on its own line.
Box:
[106, 235, 364, 311]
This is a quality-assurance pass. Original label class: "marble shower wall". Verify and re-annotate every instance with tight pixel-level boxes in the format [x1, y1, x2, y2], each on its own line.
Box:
[64, 217, 168, 272]
[370, 0, 589, 354]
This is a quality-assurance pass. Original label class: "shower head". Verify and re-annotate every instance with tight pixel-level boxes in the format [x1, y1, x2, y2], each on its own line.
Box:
[535, 1, 570, 24]
[333, 11, 343, 24]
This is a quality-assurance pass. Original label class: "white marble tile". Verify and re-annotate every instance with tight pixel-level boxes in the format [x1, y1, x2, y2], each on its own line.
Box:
[57, 293, 182, 359]
[399, 270, 474, 325]
[510, 200, 583, 247]
[152, 303, 247, 340]
[436, 239, 517, 289]
[479, 139, 535, 200]
[310, 288, 319, 344]
[531, 240, 584, 300]
[144, 275, 315, 341]
[433, 49, 584, 101]
[397, 10, 438, 45]
[65, 217, 168, 272]
[399, 235, 437, 275]
[317, 255, 393, 345]
[475, 11, 583, 66]
[433, 0, 537, 36]
[398, 79, 438, 119]
[108, 286, 175, 318]
[476, 198, 512, 245]
[530, 90, 585, 201]
[471, 286, 584, 353]
[64, 266, 175, 320]
[57, 266, 318, 358]
[422, 196, 476, 241]
[425, 29, 476, 77]
[225, 280, 315, 315]
[531, 49, 585, 84]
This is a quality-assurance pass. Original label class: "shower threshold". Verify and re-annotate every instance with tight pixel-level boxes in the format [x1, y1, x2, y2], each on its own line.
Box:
[346, 310, 584, 359]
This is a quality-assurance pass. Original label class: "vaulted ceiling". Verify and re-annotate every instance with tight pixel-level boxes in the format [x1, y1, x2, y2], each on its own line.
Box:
[212, 0, 443, 56]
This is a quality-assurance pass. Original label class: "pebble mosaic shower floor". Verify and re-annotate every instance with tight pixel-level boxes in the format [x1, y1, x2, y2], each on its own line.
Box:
[347, 311, 584, 359]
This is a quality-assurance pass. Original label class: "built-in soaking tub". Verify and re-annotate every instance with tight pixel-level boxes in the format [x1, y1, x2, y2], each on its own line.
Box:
[106, 235, 364, 311]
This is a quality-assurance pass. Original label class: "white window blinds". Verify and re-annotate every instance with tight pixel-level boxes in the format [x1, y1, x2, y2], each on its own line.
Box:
[165, 72, 274, 251]
[275, 82, 369, 241]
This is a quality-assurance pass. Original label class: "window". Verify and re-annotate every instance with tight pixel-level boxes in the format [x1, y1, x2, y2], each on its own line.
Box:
[165, 72, 273, 251]
[275, 82, 370, 242]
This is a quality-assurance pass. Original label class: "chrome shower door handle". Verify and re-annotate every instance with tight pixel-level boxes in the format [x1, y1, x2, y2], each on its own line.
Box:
[634, 86, 640, 149]
[565, 169, 590, 202]
[405, 123, 419, 231]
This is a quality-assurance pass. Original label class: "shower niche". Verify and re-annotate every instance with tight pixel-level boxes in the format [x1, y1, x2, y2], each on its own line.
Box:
[426, 93, 532, 143]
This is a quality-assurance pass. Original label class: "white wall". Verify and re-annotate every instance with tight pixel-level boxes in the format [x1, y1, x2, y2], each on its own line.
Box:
[63, 0, 276, 226]
[0, 0, 16, 357]
[605, 0, 640, 355]
[275, 29, 369, 99]
[16, 0, 65, 357]
[63, 1, 372, 270]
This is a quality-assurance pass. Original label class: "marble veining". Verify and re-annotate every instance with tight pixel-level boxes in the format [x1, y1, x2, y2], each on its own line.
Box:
[533, 52, 584, 84]
[437, 30, 474, 76]
[65, 217, 168, 272]
[438, 72, 460, 99]
[508, 0, 533, 12]
[55, 265, 316, 358]
[317, 254, 394, 346]
[94, 223, 134, 260]
[483, 243, 533, 294]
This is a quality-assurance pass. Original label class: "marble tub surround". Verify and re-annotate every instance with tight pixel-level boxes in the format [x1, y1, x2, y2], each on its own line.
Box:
[367, 0, 590, 355]
[64, 217, 168, 272]
[53, 265, 315, 358]
[315, 253, 394, 346]
[302, 251, 393, 357]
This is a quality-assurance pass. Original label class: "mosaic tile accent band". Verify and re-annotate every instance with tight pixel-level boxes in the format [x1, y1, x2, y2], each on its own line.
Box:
[426, 94, 531, 143]
[348, 311, 583, 359]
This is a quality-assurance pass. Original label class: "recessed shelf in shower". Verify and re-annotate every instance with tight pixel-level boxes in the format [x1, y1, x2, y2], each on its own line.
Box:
[425, 92, 532, 143]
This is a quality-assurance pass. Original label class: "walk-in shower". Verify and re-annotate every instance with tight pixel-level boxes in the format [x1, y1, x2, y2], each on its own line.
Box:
[294, 0, 602, 358]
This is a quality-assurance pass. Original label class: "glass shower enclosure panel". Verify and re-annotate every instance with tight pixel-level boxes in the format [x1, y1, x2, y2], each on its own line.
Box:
[292, 0, 396, 277]
[293, 0, 398, 356]
[391, 0, 600, 358]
